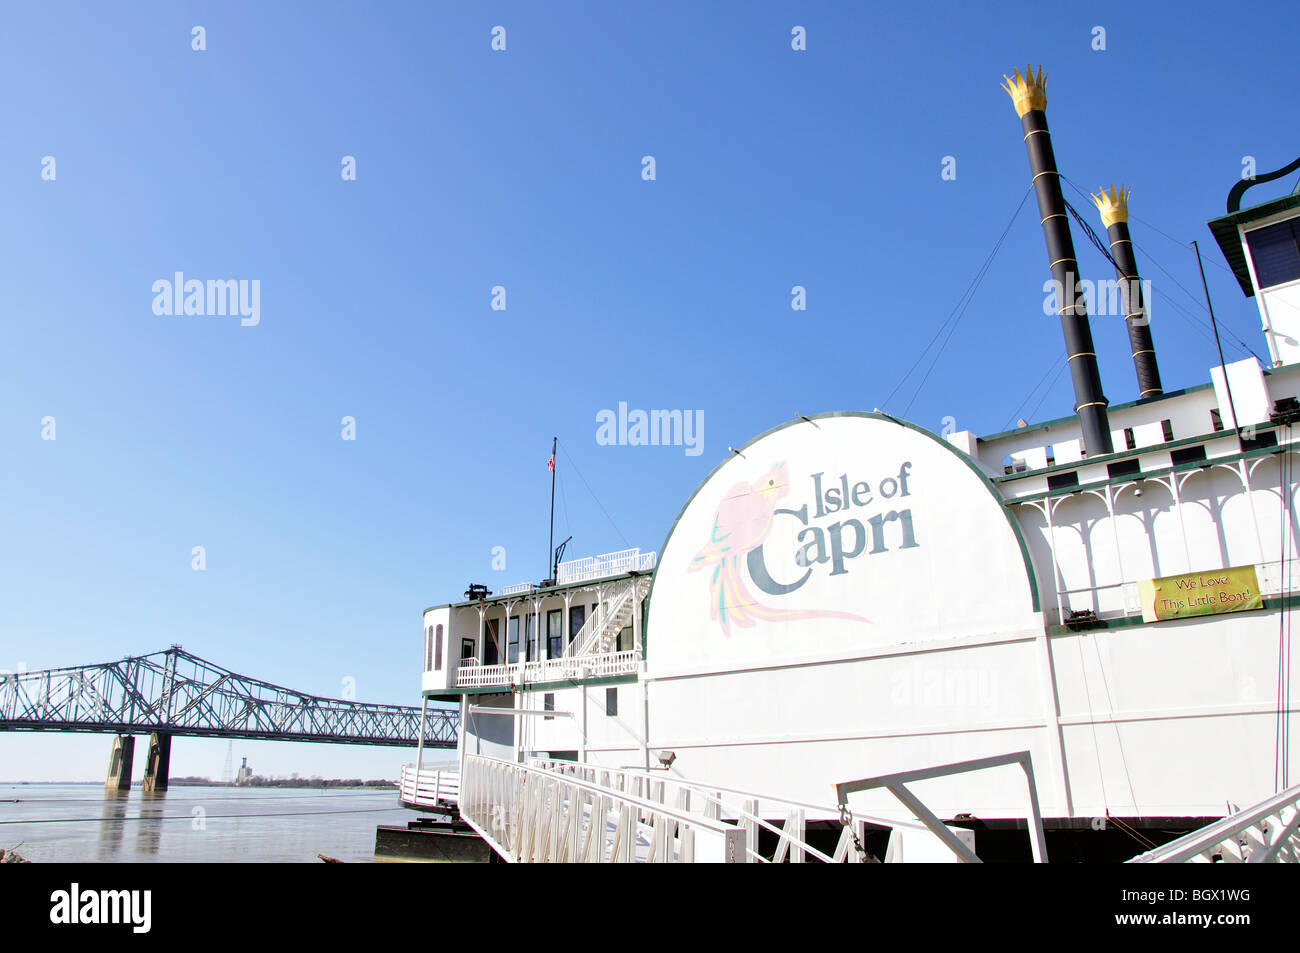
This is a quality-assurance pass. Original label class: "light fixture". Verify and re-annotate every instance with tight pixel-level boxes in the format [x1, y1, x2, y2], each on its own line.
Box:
[658, 750, 676, 768]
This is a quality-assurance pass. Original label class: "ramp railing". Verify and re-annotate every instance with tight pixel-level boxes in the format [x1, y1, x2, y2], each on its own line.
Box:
[460, 755, 746, 862]
[528, 759, 934, 863]
[1128, 782, 1300, 863]
[398, 762, 460, 809]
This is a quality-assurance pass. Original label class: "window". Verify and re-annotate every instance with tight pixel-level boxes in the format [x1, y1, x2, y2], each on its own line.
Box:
[434, 624, 443, 671]
[1123, 427, 1136, 450]
[1242, 429, 1279, 452]
[1210, 408, 1224, 432]
[617, 625, 633, 653]
[1246, 218, 1300, 290]
[1171, 445, 1207, 465]
[547, 609, 563, 659]
[461, 638, 474, 661]
[569, 604, 586, 645]
[1161, 419, 1174, 442]
[605, 687, 618, 716]
[544, 693, 555, 720]
[425, 625, 433, 671]
[483, 618, 500, 666]
[507, 616, 520, 664]
[1047, 471, 1079, 491]
[524, 614, 537, 662]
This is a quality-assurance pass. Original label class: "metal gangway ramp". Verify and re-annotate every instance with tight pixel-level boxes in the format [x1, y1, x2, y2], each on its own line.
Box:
[439, 754, 1300, 863]
[451, 755, 1037, 863]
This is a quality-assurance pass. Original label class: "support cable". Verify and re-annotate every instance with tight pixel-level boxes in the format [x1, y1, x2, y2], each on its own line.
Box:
[558, 442, 633, 550]
[881, 185, 1034, 415]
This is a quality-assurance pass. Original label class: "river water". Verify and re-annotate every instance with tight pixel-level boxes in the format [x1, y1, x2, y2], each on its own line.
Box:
[0, 784, 413, 863]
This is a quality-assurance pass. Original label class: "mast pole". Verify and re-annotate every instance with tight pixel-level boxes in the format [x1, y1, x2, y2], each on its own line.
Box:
[1192, 241, 1243, 448]
[548, 436, 557, 583]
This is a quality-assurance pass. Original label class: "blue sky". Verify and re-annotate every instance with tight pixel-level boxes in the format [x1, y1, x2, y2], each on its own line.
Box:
[1, 1, 1295, 780]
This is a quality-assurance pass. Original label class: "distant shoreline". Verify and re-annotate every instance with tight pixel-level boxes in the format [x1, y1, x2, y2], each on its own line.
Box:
[2, 778, 398, 789]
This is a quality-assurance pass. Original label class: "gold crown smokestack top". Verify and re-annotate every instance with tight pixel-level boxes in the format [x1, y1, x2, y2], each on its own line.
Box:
[1091, 185, 1164, 398]
[1003, 65, 1114, 455]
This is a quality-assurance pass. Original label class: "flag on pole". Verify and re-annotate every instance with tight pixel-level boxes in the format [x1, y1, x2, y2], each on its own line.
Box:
[547, 452, 555, 471]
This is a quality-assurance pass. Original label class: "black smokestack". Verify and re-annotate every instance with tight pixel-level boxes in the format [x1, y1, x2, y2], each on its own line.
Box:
[1091, 185, 1163, 398]
[1003, 65, 1113, 455]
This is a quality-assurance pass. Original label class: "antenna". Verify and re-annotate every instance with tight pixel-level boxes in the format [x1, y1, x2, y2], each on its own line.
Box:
[553, 535, 573, 584]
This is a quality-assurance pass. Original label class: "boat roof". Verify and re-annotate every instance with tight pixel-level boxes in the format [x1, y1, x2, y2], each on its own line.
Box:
[1207, 188, 1300, 298]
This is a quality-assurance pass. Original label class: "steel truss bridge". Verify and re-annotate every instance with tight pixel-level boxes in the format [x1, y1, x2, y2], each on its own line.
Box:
[0, 646, 457, 748]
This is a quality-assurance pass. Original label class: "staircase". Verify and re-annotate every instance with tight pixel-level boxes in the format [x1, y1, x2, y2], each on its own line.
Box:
[567, 582, 640, 658]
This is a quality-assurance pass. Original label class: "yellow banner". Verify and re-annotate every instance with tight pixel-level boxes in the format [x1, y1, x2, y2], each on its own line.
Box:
[1138, 565, 1263, 623]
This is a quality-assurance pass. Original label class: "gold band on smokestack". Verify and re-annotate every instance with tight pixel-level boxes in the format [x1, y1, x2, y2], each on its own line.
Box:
[1090, 184, 1163, 397]
[1003, 63, 1114, 455]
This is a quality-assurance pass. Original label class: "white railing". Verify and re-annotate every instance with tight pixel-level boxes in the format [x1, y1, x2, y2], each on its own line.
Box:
[398, 762, 460, 809]
[456, 662, 513, 688]
[1053, 581, 1140, 623]
[496, 550, 657, 597]
[529, 759, 933, 864]
[460, 755, 744, 862]
[1128, 782, 1300, 863]
[457, 650, 640, 688]
[521, 657, 572, 684]
[571, 649, 640, 679]
[1255, 558, 1300, 598]
[556, 548, 657, 585]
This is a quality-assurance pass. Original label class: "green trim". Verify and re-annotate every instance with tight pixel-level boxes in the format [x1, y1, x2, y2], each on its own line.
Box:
[643, 411, 1042, 657]
[424, 672, 638, 701]
[1045, 596, 1293, 636]
[1008, 439, 1297, 506]
[992, 426, 1253, 484]
[978, 383, 1216, 445]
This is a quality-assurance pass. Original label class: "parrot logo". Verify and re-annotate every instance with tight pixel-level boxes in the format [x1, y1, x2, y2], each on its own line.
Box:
[689, 460, 870, 635]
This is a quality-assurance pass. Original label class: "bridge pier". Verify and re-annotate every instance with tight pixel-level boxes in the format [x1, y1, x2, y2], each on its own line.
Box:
[142, 731, 172, 792]
[105, 735, 135, 791]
